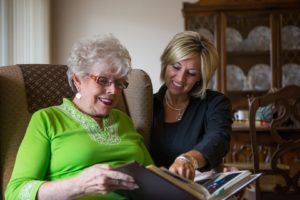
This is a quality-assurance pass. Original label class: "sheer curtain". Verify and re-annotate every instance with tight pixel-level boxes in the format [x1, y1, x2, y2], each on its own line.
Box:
[0, 0, 9, 65]
[0, 0, 50, 66]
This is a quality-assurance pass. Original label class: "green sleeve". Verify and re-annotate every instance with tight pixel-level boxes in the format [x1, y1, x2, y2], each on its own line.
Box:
[140, 142, 154, 166]
[5, 110, 51, 200]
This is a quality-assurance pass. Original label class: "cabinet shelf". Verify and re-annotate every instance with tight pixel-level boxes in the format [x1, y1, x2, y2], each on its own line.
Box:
[227, 50, 269, 57]
[227, 91, 268, 111]
[227, 90, 268, 95]
[227, 91, 268, 101]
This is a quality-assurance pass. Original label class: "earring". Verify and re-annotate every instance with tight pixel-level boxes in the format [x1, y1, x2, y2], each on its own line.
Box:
[196, 80, 203, 86]
[75, 92, 82, 100]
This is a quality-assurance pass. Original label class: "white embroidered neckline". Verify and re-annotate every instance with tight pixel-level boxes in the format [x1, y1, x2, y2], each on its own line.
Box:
[57, 98, 121, 145]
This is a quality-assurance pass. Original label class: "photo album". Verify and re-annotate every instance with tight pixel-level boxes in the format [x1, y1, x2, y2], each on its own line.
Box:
[114, 161, 261, 200]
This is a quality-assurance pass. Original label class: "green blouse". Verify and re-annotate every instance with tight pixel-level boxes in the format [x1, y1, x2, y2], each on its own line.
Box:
[5, 98, 153, 200]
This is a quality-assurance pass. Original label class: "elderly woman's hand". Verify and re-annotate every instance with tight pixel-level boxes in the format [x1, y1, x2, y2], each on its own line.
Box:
[169, 159, 196, 180]
[74, 164, 139, 196]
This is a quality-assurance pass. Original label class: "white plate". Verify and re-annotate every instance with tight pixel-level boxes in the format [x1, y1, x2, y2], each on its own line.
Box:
[247, 26, 271, 51]
[282, 25, 300, 50]
[197, 28, 214, 43]
[282, 63, 300, 86]
[227, 64, 246, 91]
[248, 64, 271, 90]
[226, 27, 243, 51]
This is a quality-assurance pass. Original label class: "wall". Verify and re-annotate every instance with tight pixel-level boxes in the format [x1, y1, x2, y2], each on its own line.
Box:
[51, 0, 197, 92]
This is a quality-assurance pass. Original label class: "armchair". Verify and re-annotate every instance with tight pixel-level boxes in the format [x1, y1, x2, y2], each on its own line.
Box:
[0, 64, 153, 199]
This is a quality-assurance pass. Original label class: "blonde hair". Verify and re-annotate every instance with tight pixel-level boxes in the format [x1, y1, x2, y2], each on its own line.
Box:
[67, 34, 131, 92]
[160, 31, 219, 98]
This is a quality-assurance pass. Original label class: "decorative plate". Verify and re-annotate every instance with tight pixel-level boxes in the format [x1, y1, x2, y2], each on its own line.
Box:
[227, 64, 246, 91]
[282, 63, 300, 86]
[197, 28, 214, 43]
[247, 64, 271, 90]
[282, 25, 300, 50]
[226, 27, 243, 51]
[247, 26, 271, 51]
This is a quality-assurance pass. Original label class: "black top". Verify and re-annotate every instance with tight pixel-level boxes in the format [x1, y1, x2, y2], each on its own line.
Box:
[150, 85, 232, 171]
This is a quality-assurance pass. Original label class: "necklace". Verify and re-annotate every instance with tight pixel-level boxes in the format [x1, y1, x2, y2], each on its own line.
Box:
[165, 93, 187, 121]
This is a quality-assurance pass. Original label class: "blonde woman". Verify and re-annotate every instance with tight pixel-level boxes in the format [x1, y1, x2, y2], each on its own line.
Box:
[150, 31, 232, 180]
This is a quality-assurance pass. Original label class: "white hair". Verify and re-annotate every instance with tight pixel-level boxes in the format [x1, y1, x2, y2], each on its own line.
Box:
[67, 34, 132, 92]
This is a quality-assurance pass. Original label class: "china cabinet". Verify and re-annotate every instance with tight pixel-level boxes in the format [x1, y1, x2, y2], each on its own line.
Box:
[183, 0, 300, 111]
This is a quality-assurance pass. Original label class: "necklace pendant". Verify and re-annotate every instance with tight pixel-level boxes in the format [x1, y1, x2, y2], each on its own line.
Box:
[176, 111, 183, 121]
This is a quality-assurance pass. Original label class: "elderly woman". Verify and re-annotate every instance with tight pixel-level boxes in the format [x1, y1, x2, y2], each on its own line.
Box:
[150, 31, 232, 180]
[5, 34, 153, 200]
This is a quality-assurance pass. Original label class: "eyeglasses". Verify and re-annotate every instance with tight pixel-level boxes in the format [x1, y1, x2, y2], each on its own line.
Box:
[89, 75, 129, 89]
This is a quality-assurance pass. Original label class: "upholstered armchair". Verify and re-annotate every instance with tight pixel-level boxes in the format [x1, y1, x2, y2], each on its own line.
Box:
[0, 64, 153, 198]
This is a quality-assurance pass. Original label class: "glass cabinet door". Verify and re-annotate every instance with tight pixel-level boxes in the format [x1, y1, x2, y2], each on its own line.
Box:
[225, 13, 271, 110]
[281, 12, 300, 87]
[186, 14, 218, 91]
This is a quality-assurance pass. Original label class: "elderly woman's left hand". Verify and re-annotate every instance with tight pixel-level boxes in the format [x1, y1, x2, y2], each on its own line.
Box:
[169, 159, 195, 180]
[73, 164, 139, 196]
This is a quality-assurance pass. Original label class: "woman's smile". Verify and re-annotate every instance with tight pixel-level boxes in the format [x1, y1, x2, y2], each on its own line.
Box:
[98, 96, 113, 106]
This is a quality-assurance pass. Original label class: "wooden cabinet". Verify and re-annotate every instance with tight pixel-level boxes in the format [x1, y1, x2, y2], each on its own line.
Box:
[183, 0, 300, 111]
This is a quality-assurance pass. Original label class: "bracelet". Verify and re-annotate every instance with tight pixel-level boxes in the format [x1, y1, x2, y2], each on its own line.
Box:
[176, 154, 199, 169]
[185, 154, 200, 169]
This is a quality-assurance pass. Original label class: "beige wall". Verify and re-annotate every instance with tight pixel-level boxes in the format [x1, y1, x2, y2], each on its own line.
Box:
[51, 0, 197, 92]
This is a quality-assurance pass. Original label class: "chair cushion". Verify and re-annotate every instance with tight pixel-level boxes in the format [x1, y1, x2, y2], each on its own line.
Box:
[19, 64, 74, 113]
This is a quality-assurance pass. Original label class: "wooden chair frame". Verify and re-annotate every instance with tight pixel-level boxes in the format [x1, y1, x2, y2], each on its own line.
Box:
[249, 85, 300, 200]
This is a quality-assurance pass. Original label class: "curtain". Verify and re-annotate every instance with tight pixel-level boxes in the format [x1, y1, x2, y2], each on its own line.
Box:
[0, 0, 50, 66]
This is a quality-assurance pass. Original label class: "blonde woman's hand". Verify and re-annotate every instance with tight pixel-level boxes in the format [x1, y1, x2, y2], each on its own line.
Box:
[169, 159, 195, 180]
[73, 164, 139, 196]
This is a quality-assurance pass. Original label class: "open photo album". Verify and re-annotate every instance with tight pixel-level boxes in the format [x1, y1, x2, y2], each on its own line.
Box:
[114, 161, 261, 200]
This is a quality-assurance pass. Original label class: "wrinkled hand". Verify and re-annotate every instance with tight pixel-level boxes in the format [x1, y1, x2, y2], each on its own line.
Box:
[73, 164, 138, 196]
[169, 159, 195, 180]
